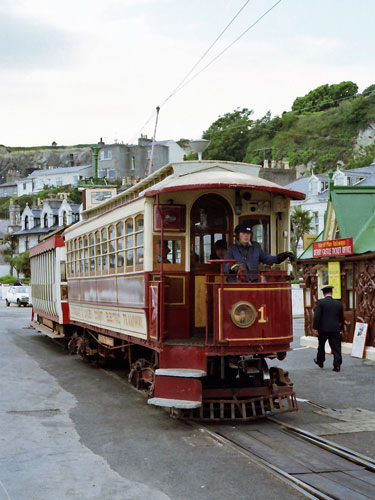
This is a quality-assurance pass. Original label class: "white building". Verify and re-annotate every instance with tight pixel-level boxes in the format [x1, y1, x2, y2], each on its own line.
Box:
[16, 164, 92, 197]
[12, 199, 81, 253]
[285, 164, 375, 255]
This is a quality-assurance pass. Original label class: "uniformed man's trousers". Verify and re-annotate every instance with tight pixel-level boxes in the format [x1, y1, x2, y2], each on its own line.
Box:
[317, 331, 342, 369]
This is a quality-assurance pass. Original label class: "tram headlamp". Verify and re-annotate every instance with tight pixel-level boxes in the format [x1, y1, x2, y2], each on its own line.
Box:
[230, 301, 257, 328]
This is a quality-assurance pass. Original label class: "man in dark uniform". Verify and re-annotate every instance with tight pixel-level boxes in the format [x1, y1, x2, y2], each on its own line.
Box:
[313, 285, 344, 372]
[223, 222, 294, 282]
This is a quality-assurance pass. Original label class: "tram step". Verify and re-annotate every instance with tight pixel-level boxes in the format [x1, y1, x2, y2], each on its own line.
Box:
[153, 374, 202, 403]
[148, 397, 201, 409]
[155, 368, 206, 378]
[159, 345, 206, 371]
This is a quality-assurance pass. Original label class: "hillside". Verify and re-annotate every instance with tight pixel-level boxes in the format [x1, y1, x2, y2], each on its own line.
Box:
[202, 83, 375, 173]
[0, 145, 92, 184]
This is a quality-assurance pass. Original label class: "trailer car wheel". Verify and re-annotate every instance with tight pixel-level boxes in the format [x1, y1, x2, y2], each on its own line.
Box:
[6, 300, 10, 307]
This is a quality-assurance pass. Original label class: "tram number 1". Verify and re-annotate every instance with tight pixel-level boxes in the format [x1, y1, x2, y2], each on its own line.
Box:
[258, 305, 268, 323]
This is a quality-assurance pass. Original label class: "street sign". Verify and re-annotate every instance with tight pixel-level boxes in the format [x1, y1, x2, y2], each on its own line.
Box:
[312, 237, 353, 258]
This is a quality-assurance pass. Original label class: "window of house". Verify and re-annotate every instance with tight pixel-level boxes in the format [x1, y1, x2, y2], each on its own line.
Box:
[100, 150, 112, 160]
[24, 216, 29, 230]
[313, 211, 319, 234]
[25, 237, 29, 250]
[44, 213, 48, 227]
[56, 177, 62, 186]
[131, 157, 135, 170]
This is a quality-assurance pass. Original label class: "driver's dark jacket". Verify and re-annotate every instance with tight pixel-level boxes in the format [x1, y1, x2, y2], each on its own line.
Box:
[224, 242, 277, 282]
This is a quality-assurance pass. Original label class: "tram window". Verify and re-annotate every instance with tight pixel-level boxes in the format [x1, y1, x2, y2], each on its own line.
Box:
[154, 237, 185, 269]
[191, 194, 232, 266]
[109, 252, 116, 270]
[89, 234, 95, 272]
[109, 226, 116, 272]
[126, 250, 134, 267]
[117, 221, 124, 237]
[117, 251, 125, 268]
[240, 217, 270, 253]
[157, 239, 181, 264]
[60, 261, 66, 282]
[194, 233, 227, 264]
[101, 228, 108, 253]
[95, 232, 101, 273]
[117, 222, 125, 271]
[78, 237, 83, 275]
[135, 247, 144, 266]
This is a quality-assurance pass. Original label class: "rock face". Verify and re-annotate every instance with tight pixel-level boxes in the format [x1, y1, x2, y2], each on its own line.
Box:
[0, 146, 92, 183]
[354, 121, 375, 151]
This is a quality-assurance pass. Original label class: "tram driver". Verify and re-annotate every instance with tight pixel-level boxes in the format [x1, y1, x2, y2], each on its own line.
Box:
[224, 223, 294, 282]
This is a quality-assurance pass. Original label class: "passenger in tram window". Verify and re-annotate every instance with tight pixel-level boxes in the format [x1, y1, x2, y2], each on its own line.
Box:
[157, 240, 171, 264]
[224, 223, 294, 282]
[210, 239, 227, 260]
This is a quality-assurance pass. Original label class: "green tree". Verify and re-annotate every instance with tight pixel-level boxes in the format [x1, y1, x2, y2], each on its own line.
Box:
[290, 206, 314, 278]
[13, 251, 31, 278]
[0, 233, 17, 276]
[202, 108, 253, 162]
[292, 81, 358, 114]
[183, 151, 198, 161]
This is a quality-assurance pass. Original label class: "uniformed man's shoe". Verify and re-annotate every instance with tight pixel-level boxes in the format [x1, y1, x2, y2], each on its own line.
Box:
[332, 366, 340, 372]
[314, 358, 323, 368]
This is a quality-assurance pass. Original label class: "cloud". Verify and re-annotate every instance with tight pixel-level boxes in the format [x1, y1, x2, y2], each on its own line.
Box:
[0, 13, 74, 68]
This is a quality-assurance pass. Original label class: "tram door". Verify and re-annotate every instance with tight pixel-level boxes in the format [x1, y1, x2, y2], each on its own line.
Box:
[190, 194, 233, 332]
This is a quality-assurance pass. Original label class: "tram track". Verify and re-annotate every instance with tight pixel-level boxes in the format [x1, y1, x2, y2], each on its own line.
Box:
[197, 419, 375, 500]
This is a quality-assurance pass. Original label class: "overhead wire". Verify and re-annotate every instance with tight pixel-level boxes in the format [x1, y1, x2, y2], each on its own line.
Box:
[129, 0, 252, 143]
[129, 0, 282, 143]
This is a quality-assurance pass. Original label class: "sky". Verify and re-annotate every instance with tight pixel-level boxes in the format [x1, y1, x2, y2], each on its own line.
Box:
[1, 0, 374, 147]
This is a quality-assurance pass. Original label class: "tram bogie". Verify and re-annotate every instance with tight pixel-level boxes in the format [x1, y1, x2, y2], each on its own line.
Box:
[30, 160, 304, 421]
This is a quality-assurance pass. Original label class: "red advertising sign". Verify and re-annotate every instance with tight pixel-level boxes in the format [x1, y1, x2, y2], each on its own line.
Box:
[313, 237, 353, 258]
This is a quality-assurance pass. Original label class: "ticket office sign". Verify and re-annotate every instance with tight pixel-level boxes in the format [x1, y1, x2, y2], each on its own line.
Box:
[313, 237, 353, 258]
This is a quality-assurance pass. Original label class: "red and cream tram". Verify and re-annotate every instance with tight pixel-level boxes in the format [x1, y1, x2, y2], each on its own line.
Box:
[31, 160, 305, 421]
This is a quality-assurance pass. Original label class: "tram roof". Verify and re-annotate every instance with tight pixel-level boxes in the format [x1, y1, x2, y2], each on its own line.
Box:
[80, 160, 305, 221]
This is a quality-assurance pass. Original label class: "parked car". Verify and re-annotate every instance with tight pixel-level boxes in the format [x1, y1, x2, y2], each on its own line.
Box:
[5, 286, 31, 307]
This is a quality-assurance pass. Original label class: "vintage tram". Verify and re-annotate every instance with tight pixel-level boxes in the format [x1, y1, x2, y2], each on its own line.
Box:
[30, 160, 304, 421]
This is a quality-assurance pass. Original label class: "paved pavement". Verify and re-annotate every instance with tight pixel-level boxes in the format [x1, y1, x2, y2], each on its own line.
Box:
[1, 302, 374, 500]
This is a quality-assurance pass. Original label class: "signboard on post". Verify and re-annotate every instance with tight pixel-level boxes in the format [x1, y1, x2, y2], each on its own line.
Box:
[313, 238, 353, 258]
[328, 261, 341, 299]
[351, 323, 369, 358]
